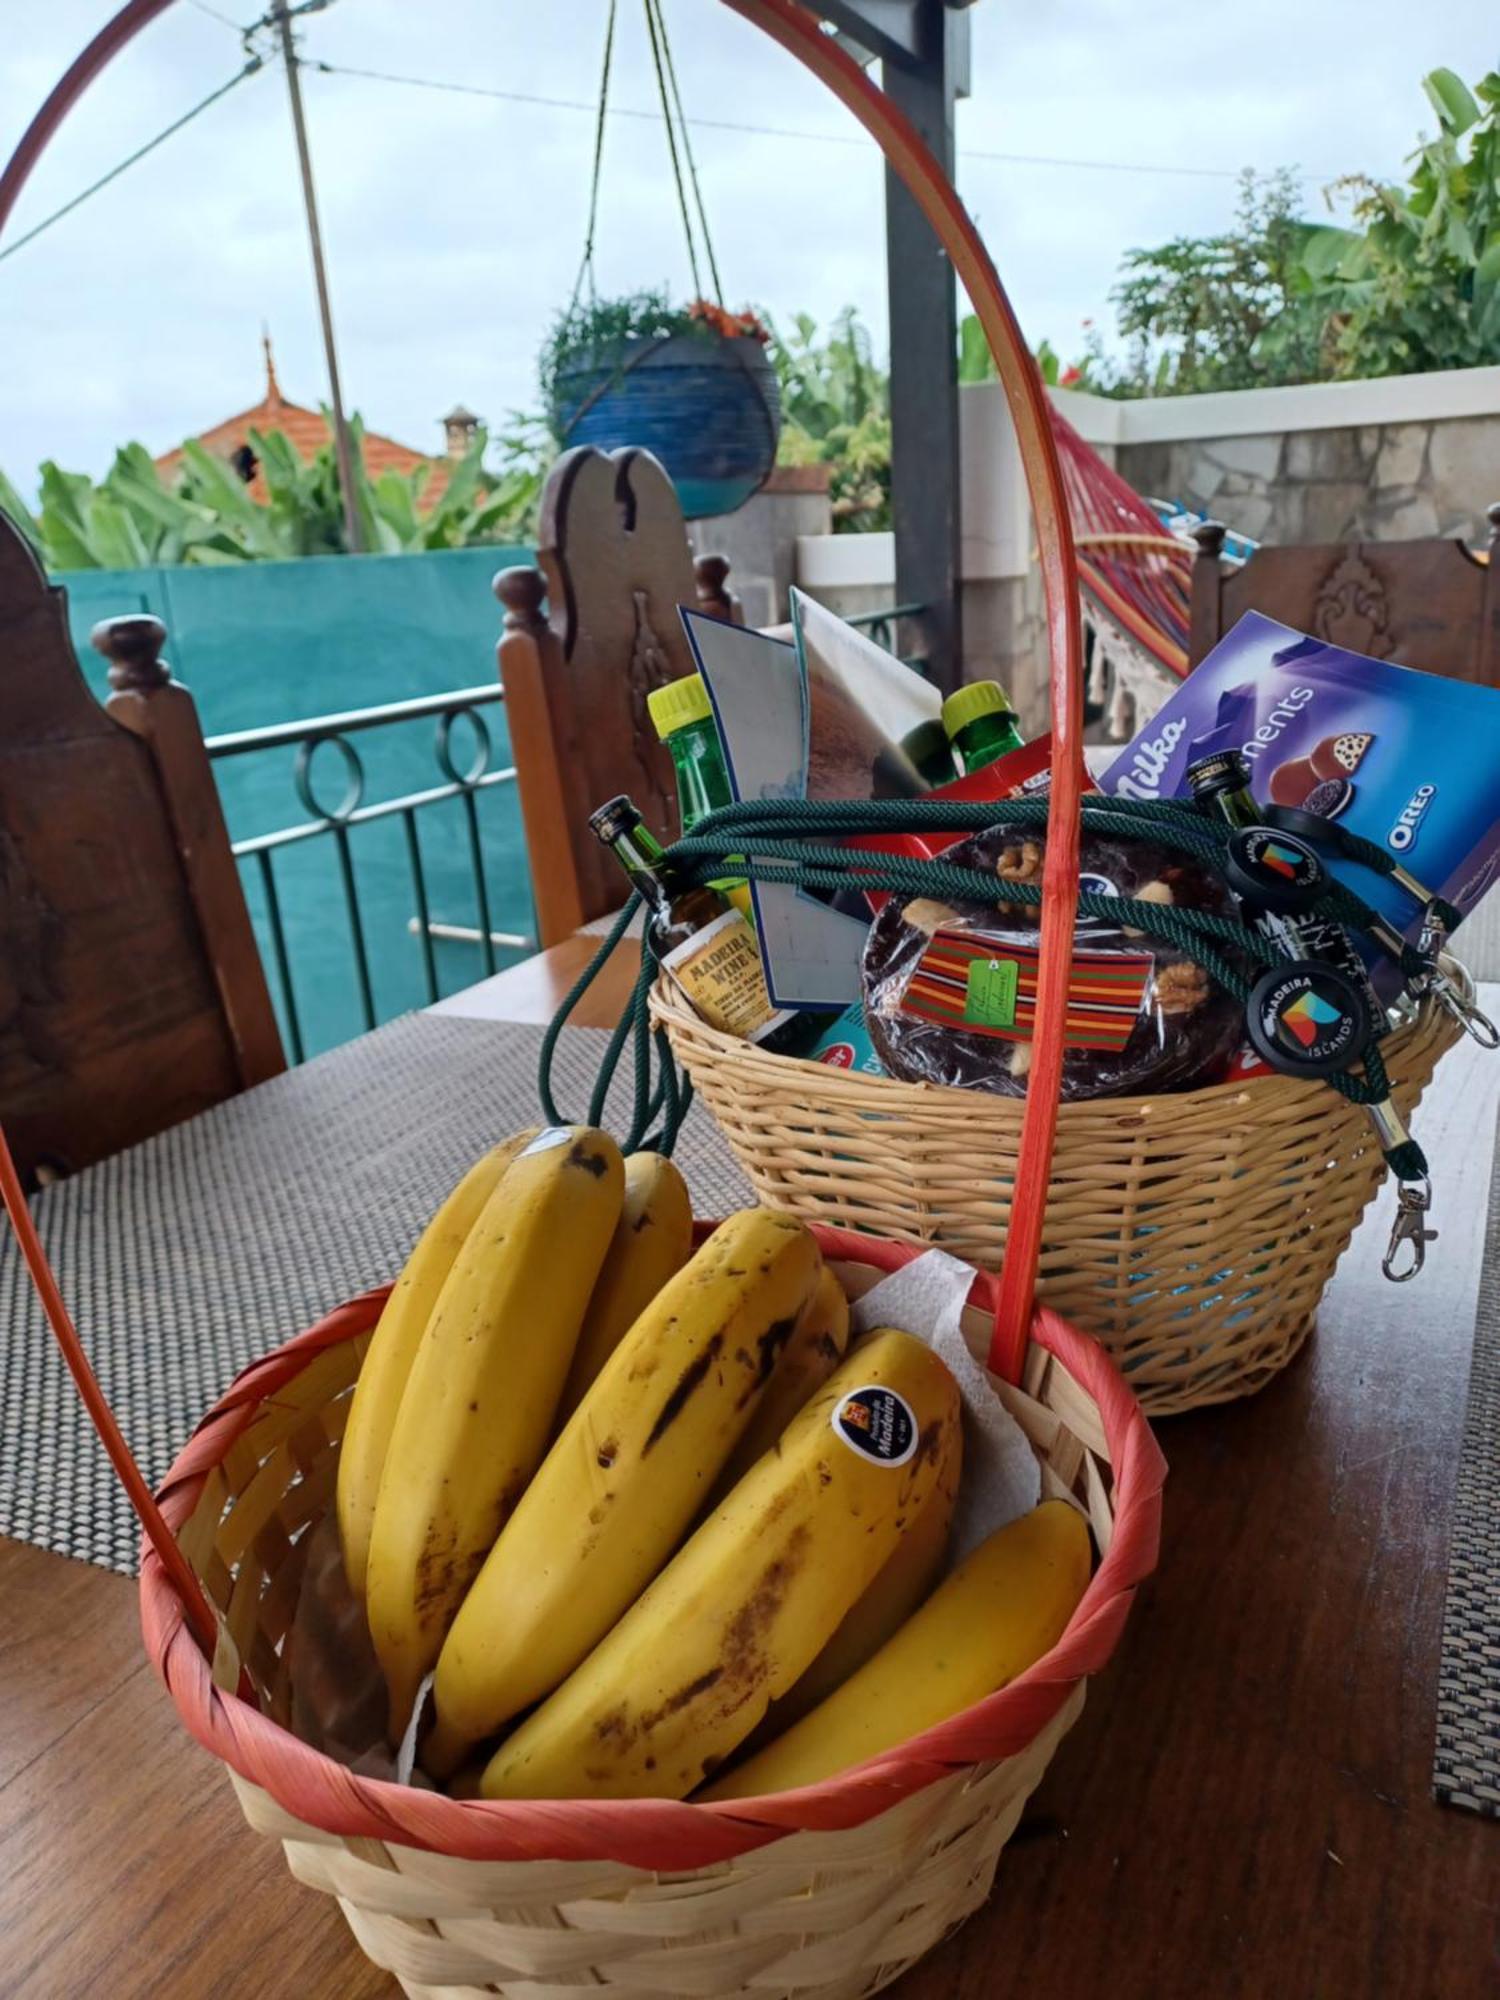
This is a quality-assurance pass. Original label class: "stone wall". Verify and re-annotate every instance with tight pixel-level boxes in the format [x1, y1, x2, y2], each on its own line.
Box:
[1116, 414, 1500, 549]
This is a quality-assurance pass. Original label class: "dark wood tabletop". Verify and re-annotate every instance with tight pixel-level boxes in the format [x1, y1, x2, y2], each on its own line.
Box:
[2, 977, 1497, 1999]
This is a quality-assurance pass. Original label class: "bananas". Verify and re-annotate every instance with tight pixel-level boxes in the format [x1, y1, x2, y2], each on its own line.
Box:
[701, 1499, 1091, 1800]
[553, 1152, 694, 1427]
[705, 1261, 850, 1507]
[479, 1328, 962, 1801]
[336, 1129, 538, 1601]
[424, 1208, 820, 1775]
[364, 1126, 624, 1736]
[742, 1410, 959, 1750]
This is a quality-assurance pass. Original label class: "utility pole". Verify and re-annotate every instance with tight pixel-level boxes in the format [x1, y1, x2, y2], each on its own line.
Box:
[269, 0, 362, 552]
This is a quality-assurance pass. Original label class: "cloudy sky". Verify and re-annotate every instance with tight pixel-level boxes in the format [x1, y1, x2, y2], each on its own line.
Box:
[2, 1, 1495, 493]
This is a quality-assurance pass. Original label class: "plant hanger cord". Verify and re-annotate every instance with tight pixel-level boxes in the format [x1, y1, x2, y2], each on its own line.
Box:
[648, 0, 724, 304]
[568, 0, 619, 316]
[642, 0, 704, 299]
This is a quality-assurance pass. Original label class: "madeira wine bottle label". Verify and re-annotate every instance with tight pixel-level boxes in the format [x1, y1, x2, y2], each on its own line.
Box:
[660, 908, 782, 1041]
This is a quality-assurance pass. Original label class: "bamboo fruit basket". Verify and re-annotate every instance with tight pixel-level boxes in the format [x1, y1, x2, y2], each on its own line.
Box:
[142, 1230, 1163, 2000]
[654, 982, 1462, 1416]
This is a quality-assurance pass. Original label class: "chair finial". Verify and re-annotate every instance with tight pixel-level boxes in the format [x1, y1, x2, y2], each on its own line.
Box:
[91, 615, 171, 694]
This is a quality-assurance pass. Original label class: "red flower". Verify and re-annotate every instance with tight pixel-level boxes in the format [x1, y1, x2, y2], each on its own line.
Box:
[688, 299, 770, 343]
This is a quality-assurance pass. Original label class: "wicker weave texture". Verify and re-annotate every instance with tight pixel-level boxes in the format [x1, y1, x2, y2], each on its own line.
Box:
[145, 1251, 1162, 2000]
[655, 986, 1460, 1416]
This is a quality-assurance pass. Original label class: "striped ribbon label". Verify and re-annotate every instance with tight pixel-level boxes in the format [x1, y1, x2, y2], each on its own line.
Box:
[901, 927, 1154, 1050]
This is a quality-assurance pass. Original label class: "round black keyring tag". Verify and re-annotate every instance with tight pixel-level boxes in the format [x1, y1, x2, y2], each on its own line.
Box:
[1224, 826, 1327, 914]
[1245, 961, 1372, 1076]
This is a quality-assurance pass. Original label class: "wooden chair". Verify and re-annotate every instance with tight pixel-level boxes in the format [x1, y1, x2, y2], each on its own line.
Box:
[0, 510, 283, 1184]
[495, 446, 743, 949]
[1189, 504, 1500, 685]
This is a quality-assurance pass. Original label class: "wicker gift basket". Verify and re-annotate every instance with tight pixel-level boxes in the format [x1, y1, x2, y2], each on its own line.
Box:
[130, 1229, 1162, 1999]
[654, 981, 1462, 1416]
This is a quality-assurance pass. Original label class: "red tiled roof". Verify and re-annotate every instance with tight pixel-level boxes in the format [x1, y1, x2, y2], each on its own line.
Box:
[153, 338, 452, 509]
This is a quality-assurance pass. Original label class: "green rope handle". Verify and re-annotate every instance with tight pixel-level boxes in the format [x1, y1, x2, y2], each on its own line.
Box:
[537, 794, 1427, 1163]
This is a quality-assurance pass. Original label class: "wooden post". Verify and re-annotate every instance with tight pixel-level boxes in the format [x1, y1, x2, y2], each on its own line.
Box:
[94, 615, 285, 1088]
[494, 566, 590, 949]
[880, 1, 965, 693]
[693, 552, 742, 625]
[1188, 519, 1228, 667]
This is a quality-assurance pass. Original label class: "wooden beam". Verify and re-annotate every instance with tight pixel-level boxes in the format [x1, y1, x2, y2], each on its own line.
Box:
[882, 0, 965, 691]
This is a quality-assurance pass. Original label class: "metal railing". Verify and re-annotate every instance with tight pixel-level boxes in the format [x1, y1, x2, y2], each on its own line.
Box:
[207, 685, 528, 1063]
[846, 601, 926, 666]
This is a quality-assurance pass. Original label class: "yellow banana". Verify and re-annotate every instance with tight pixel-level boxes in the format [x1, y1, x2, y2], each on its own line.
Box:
[552, 1151, 695, 1428]
[479, 1328, 961, 1801]
[701, 1499, 1091, 1800]
[741, 1413, 958, 1749]
[336, 1128, 539, 1600]
[365, 1125, 624, 1737]
[424, 1208, 821, 1775]
[704, 1262, 850, 1508]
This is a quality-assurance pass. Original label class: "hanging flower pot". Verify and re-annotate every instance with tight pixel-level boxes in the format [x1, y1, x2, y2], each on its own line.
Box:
[544, 296, 781, 520]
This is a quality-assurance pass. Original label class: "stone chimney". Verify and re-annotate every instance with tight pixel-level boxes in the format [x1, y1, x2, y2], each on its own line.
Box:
[441, 404, 481, 458]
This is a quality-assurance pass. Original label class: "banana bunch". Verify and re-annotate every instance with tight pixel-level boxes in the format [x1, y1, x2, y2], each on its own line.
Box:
[334, 1140, 1093, 1801]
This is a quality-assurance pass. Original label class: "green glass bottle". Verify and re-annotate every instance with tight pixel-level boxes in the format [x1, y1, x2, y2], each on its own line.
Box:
[589, 795, 809, 1052]
[941, 680, 1025, 775]
[647, 674, 752, 921]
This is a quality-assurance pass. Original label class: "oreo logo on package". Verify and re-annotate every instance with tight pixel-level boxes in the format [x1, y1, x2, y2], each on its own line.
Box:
[831, 1385, 918, 1466]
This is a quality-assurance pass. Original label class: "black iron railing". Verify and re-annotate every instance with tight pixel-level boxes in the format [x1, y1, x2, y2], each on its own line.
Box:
[207, 685, 528, 1062]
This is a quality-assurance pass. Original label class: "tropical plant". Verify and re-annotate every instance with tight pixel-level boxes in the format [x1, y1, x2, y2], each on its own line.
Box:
[1304, 67, 1500, 378]
[767, 307, 891, 532]
[0, 415, 546, 571]
[1054, 67, 1500, 399]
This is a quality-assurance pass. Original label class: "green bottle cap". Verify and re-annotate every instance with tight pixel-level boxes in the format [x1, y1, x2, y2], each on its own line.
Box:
[941, 680, 1016, 738]
[647, 674, 713, 740]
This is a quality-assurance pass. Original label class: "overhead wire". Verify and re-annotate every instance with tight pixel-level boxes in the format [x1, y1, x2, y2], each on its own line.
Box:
[0, 58, 265, 264]
[311, 58, 1331, 185]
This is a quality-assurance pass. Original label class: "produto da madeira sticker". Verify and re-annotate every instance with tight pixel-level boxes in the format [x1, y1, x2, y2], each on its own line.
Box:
[830, 1385, 918, 1466]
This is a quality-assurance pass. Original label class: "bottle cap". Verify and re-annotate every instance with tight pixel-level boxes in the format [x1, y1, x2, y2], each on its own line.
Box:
[1185, 748, 1253, 799]
[588, 795, 640, 845]
[647, 674, 713, 740]
[941, 680, 1015, 738]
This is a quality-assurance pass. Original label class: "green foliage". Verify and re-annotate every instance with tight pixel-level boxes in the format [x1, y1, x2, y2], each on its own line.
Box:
[768, 308, 891, 532]
[1309, 67, 1500, 377]
[0, 415, 546, 572]
[1070, 67, 1500, 398]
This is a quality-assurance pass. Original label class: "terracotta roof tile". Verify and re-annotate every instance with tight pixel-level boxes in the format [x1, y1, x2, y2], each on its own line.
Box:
[153, 341, 453, 510]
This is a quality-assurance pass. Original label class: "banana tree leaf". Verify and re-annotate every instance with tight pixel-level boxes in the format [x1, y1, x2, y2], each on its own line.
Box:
[0, 468, 43, 555]
[82, 494, 152, 570]
[1424, 67, 1480, 137]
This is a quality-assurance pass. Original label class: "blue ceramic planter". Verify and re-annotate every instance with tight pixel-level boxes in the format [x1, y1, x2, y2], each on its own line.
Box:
[554, 333, 781, 520]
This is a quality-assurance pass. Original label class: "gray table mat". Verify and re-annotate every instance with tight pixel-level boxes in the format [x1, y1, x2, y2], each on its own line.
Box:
[1433, 1105, 1500, 1817]
[0, 1014, 750, 1576]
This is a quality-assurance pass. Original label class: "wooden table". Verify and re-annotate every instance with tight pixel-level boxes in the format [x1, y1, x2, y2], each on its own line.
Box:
[3, 981, 1498, 1998]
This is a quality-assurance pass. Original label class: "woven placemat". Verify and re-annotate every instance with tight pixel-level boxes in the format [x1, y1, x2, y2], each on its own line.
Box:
[0, 1014, 750, 1576]
[1433, 1104, 1500, 1817]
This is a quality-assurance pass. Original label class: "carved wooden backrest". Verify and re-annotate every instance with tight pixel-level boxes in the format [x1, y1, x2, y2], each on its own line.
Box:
[496, 446, 743, 947]
[0, 512, 283, 1183]
[1189, 506, 1500, 685]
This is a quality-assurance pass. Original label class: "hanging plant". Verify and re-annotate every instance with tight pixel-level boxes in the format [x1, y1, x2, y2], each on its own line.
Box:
[538, 2, 781, 519]
[540, 289, 780, 522]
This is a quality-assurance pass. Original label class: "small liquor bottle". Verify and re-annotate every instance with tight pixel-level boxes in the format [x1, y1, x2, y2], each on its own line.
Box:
[589, 795, 807, 1051]
[941, 681, 1025, 775]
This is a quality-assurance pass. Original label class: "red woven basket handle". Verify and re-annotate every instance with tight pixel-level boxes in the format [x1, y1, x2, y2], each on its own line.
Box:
[0, 0, 1086, 1387]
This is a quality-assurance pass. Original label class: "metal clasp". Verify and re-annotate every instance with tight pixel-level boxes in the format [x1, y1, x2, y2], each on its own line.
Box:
[1383, 1178, 1437, 1283]
[1430, 971, 1500, 1050]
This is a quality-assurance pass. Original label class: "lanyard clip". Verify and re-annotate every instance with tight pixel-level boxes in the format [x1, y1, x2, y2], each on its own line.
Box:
[1429, 969, 1500, 1050]
[1383, 1177, 1437, 1282]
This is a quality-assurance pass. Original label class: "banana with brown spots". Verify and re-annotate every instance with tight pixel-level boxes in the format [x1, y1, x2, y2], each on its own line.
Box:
[478, 1328, 961, 1801]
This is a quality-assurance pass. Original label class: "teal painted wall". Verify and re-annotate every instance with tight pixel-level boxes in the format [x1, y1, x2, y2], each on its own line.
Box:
[55, 546, 537, 1058]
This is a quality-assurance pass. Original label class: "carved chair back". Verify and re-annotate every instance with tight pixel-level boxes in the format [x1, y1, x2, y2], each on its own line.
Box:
[495, 446, 743, 948]
[1189, 506, 1500, 686]
[0, 512, 283, 1183]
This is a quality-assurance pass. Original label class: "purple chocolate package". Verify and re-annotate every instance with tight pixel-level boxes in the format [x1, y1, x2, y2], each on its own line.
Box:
[1101, 612, 1500, 989]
